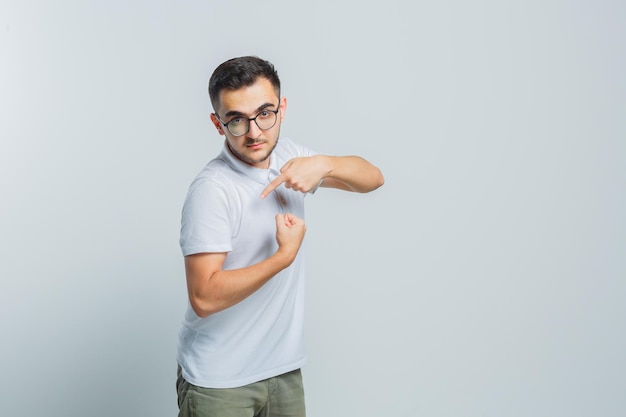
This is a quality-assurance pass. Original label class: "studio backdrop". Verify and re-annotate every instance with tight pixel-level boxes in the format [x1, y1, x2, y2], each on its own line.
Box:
[1, 1, 624, 416]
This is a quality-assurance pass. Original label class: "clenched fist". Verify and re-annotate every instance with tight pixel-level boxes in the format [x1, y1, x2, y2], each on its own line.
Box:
[275, 213, 307, 262]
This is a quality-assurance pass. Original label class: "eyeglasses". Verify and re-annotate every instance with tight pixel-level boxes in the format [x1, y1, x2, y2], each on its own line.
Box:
[216, 107, 280, 137]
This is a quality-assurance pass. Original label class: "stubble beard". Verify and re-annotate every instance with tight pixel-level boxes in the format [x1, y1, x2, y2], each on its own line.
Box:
[228, 130, 280, 167]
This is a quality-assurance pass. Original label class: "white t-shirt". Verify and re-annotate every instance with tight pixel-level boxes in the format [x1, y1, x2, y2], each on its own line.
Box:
[177, 137, 318, 388]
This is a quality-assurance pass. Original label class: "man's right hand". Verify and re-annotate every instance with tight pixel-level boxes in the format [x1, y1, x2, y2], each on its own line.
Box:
[275, 213, 306, 262]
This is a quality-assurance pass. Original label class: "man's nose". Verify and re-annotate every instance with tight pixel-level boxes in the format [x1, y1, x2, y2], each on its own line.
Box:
[247, 119, 263, 138]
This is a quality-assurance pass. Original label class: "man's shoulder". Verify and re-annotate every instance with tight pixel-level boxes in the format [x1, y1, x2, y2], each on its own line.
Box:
[187, 156, 233, 191]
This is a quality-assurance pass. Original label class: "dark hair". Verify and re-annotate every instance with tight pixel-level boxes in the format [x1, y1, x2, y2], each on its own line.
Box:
[208, 56, 281, 111]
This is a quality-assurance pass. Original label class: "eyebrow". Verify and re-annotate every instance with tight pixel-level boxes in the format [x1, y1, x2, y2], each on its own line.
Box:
[223, 102, 278, 119]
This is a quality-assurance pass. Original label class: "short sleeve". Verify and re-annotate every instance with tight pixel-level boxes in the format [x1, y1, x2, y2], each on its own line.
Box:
[180, 179, 233, 256]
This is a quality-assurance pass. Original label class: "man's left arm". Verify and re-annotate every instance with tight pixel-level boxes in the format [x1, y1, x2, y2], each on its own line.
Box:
[261, 154, 384, 198]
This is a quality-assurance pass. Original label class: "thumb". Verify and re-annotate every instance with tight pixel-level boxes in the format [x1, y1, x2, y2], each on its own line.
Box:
[275, 213, 290, 227]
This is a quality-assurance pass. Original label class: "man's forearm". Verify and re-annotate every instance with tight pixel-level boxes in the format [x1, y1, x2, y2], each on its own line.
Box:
[186, 249, 294, 318]
[322, 155, 385, 192]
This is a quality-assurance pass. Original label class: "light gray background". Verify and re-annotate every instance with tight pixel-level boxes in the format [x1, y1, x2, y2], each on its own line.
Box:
[1, 1, 624, 416]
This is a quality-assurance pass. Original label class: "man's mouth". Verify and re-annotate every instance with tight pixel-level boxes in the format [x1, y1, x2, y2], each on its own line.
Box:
[246, 141, 266, 148]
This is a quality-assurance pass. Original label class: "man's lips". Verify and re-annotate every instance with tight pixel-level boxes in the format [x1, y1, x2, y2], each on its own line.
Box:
[246, 141, 266, 148]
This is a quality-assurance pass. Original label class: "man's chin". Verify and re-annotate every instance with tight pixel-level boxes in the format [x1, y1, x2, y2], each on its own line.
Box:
[236, 149, 271, 167]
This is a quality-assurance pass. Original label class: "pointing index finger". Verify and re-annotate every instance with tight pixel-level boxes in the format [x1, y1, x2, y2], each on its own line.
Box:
[261, 174, 285, 199]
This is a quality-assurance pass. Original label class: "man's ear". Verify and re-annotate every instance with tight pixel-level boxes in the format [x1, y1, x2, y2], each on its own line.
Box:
[279, 96, 287, 123]
[210, 113, 225, 135]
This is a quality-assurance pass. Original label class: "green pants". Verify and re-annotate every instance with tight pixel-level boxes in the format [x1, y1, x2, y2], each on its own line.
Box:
[176, 366, 306, 417]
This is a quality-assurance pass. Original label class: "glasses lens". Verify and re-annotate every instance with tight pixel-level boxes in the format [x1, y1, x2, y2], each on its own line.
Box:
[227, 118, 249, 136]
[255, 110, 277, 130]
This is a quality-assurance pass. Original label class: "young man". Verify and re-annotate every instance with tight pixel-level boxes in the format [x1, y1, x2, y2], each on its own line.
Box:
[176, 56, 384, 417]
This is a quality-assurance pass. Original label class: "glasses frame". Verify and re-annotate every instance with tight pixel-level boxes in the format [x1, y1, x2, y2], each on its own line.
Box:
[216, 106, 281, 137]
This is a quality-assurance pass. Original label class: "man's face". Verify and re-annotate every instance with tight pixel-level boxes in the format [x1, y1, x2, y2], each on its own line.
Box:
[210, 77, 286, 169]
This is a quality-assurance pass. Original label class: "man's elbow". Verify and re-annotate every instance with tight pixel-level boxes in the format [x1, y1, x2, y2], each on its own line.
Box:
[363, 168, 384, 192]
[189, 295, 220, 318]
[373, 170, 385, 190]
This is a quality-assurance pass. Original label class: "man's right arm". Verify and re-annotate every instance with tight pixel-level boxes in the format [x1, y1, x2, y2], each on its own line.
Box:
[184, 213, 306, 318]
